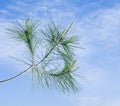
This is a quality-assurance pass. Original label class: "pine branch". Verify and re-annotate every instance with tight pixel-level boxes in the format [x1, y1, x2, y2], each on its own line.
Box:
[0, 29, 63, 83]
[0, 19, 81, 94]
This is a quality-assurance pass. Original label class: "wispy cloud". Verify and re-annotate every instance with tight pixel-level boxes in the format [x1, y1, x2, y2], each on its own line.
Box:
[0, 9, 9, 14]
[80, 96, 102, 106]
[77, 4, 120, 49]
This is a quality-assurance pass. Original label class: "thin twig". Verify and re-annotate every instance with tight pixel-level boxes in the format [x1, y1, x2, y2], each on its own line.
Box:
[0, 66, 31, 83]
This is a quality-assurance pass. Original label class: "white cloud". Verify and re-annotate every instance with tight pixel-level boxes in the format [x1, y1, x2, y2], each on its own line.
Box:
[78, 96, 120, 106]
[80, 96, 102, 106]
[0, 9, 9, 14]
[77, 4, 120, 49]
[73, 5, 120, 106]
[107, 100, 120, 106]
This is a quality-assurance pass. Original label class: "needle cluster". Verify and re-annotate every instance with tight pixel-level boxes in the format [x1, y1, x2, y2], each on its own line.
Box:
[5, 18, 81, 93]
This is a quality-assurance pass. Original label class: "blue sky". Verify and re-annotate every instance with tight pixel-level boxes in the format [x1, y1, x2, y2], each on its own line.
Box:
[0, 0, 120, 106]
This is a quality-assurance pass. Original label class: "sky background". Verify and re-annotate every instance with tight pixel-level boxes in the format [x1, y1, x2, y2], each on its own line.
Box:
[0, 0, 120, 106]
